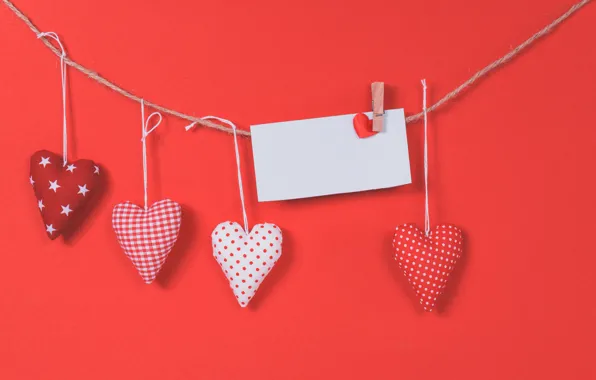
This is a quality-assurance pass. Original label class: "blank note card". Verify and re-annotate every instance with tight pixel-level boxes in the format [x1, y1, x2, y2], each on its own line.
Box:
[250, 109, 411, 202]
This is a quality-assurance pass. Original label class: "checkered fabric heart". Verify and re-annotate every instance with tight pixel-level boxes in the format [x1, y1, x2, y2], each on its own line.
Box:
[392, 224, 463, 312]
[112, 199, 182, 284]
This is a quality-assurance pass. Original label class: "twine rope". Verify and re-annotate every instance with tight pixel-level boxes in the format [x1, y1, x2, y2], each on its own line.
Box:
[2, 0, 591, 135]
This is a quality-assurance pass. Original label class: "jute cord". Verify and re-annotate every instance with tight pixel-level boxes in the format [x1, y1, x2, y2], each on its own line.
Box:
[2, 0, 591, 135]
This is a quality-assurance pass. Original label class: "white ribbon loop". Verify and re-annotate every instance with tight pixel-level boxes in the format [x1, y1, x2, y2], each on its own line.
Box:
[140, 99, 163, 210]
[142, 112, 163, 141]
[37, 31, 68, 166]
[188, 116, 249, 234]
[421, 79, 430, 237]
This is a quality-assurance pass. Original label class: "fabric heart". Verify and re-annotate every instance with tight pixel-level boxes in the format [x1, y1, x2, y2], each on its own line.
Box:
[392, 224, 463, 312]
[30, 150, 102, 240]
[212, 221, 283, 307]
[353, 113, 378, 138]
[112, 199, 182, 284]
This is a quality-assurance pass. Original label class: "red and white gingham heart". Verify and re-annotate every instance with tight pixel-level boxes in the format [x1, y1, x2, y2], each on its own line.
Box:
[212, 221, 283, 307]
[112, 199, 182, 284]
[392, 223, 463, 312]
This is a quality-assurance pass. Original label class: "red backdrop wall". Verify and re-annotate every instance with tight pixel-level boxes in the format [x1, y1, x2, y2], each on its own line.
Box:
[1, 1, 595, 379]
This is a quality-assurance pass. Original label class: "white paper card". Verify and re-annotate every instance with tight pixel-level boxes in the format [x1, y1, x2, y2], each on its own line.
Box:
[250, 109, 411, 202]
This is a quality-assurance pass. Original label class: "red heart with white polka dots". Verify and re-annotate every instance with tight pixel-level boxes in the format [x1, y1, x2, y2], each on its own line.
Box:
[212, 221, 283, 307]
[392, 224, 463, 312]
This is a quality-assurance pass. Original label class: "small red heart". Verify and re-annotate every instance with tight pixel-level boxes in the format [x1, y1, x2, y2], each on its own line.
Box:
[392, 224, 463, 312]
[30, 150, 103, 240]
[353, 113, 378, 139]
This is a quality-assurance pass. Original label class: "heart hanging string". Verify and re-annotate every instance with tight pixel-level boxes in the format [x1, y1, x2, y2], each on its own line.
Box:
[111, 101, 181, 284]
[391, 79, 464, 312]
[422, 79, 430, 236]
[29, 32, 104, 240]
[140, 99, 163, 210]
[188, 116, 249, 234]
[187, 117, 284, 307]
[37, 31, 68, 166]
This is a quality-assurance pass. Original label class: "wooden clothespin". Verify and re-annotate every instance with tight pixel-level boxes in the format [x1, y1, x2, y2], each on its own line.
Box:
[371, 82, 384, 132]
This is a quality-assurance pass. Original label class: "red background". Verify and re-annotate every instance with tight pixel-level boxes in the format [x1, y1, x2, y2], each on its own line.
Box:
[1, 1, 595, 379]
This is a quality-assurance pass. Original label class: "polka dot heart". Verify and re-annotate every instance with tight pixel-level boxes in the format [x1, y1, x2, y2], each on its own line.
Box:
[392, 224, 463, 312]
[212, 221, 283, 307]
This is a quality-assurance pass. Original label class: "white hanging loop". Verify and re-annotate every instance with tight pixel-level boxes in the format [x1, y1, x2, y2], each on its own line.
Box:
[421, 79, 431, 237]
[188, 116, 249, 234]
[37, 31, 68, 166]
[140, 99, 163, 210]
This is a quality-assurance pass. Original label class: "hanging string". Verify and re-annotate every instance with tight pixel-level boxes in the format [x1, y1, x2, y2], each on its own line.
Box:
[37, 31, 68, 166]
[187, 116, 249, 234]
[421, 79, 430, 237]
[140, 99, 163, 210]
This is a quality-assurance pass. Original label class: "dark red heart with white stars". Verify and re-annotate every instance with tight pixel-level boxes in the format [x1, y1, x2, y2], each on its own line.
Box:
[30, 150, 102, 240]
[392, 224, 463, 312]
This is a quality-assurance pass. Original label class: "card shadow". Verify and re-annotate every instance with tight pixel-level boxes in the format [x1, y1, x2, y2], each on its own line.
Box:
[384, 83, 398, 111]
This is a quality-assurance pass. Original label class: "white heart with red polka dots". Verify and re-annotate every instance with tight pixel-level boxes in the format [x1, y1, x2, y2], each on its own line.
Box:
[212, 221, 283, 307]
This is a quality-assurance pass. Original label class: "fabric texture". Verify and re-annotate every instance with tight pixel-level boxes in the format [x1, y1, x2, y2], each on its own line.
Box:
[392, 224, 463, 312]
[30, 150, 102, 240]
[112, 199, 182, 284]
[212, 221, 283, 307]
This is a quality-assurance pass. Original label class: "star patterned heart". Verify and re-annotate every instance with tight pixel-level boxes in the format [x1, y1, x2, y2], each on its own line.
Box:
[212, 221, 283, 307]
[30, 150, 102, 240]
[112, 199, 182, 284]
[392, 223, 463, 312]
